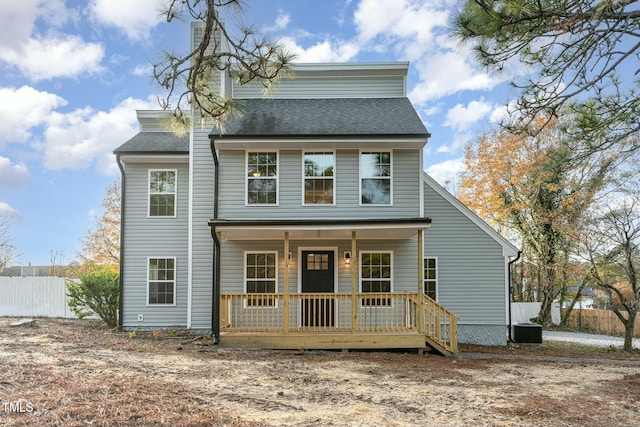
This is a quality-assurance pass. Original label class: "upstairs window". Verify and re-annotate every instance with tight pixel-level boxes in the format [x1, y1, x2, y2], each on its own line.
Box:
[424, 257, 437, 300]
[247, 152, 278, 205]
[149, 170, 176, 217]
[304, 152, 335, 205]
[360, 152, 392, 205]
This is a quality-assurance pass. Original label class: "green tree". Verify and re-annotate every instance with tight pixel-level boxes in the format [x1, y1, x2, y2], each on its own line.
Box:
[153, 0, 295, 132]
[66, 266, 119, 328]
[454, 0, 640, 154]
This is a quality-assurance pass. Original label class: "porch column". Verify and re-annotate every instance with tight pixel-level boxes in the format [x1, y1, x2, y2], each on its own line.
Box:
[351, 231, 357, 332]
[417, 229, 424, 333]
[283, 231, 290, 334]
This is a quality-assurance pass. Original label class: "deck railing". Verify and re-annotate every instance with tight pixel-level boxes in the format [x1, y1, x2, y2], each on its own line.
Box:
[220, 292, 459, 354]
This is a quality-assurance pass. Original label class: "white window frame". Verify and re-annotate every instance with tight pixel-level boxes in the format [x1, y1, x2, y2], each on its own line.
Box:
[302, 150, 336, 206]
[424, 256, 438, 300]
[148, 169, 177, 218]
[359, 150, 393, 206]
[359, 250, 394, 307]
[244, 250, 279, 308]
[245, 151, 279, 206]
[147, 256, 177, 306]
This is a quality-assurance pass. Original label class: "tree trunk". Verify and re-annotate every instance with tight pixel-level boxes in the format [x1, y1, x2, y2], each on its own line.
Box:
[623, 310, 636, 352]
[561, 281, 586, 326]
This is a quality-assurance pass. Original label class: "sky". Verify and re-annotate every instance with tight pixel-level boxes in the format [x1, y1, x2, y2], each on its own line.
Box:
[0, 0, 521, 267]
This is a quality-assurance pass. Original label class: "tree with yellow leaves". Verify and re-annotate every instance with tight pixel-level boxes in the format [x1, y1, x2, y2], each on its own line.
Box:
[459, 114, 619, 325]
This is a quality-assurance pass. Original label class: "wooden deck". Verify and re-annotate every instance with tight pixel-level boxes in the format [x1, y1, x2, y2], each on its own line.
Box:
[220, 292, 458, 355]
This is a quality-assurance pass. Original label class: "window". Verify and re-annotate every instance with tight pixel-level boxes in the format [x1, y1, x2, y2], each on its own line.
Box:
[424, 257, 437, 300]
[149, 170, 176, 217]
[304, 152, 334, 204]
[247, 152, 278, 205]
[148, 258, 175, 305]
[360, 251, 392, 306]
[245, 252, 278, 306]
[361, 152, 391, 205]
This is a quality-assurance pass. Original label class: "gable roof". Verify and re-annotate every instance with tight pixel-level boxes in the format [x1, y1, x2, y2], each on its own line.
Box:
[422, 172, 519, 257]
[211, 98, 429, 139]
[113, 132, 188, 154]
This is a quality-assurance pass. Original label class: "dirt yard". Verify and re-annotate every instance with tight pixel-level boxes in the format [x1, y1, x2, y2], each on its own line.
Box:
[0, 318, 639, 426]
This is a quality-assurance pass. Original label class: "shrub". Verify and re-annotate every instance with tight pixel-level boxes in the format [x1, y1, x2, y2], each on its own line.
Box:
[66, 266, 119, 328]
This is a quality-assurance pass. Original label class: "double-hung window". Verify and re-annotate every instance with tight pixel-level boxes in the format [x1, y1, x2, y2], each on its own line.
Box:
[360, 251, 392, 306]
[424, 257, 437, 300]
[245, 252, 278, 307]
[360, 152, 392, 205]
[247, 152, 278, 205]
[148, 257, 176, 305]
[303, 152, 335, 205]
[149, 170, 176, 217]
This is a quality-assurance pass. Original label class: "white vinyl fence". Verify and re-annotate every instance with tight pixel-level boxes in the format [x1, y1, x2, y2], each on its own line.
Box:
[511, 301, 561, 325]
[0, 277, 80, 318]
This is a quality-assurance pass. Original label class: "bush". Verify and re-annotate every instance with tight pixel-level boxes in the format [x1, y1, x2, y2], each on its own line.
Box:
[66, 266, 119, 328]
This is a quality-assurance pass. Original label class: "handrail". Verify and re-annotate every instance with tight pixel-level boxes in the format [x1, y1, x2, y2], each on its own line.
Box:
[421, 294, 459, 354]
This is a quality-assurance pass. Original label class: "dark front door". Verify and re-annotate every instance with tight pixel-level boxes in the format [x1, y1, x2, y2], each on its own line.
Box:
[301, 251, 335, 327]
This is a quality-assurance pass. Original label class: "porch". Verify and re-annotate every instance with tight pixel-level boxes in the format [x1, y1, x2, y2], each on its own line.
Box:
[219, 291, 458, 355]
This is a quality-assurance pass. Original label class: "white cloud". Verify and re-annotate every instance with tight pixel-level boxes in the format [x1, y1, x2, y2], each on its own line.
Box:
[426, 158, 464, 188]
[42, 97, 156, 174]
[0, 86, 66, 144]
[265, 13, 291, 32]
[354, 0, 450, 60]
[0, 156, 29, 188]
[0, 201, 21, 219]
[280, 37, 359, 63]
[132, 63, 153, 76]
[409, 51, 501, 103]
[1, 36, 104, 81]
[0, 0, 101, 81]
[89, 0, 165, 40]
[445, 99, 493, 132]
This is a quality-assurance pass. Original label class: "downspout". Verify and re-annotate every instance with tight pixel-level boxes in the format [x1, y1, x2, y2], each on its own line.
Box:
[507, 250, 522, 342]
[209, 136, 220, 344]
[116, 154, 126, 330]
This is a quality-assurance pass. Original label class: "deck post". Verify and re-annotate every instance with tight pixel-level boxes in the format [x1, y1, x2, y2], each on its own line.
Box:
[351, 231, 357, 332]
[417, 229, 424, 333]
[284, 231, 290, 334]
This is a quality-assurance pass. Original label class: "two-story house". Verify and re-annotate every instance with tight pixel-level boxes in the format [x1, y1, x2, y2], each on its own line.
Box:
[113, 24, 518, 355]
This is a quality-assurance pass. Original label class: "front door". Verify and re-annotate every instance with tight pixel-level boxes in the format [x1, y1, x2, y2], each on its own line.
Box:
[301, 251, 335, 327]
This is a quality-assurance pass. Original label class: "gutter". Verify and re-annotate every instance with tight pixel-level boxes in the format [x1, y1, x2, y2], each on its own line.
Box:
[209, 136, 220, 344]
[507, 250, 522, 342]
[116, 154, 126, 330]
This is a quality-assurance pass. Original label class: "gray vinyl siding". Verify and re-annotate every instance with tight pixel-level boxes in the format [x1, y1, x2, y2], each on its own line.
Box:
[218, 149, 421, 219]
[423, 180, 507, 326]
[233, 76, 405, 99]
[190, 125, 215, 329]
[219, 238, 420, 294]
[121, 162, 189, 327]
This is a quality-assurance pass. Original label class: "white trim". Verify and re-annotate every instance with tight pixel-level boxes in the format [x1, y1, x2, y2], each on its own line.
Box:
[419, 145, 425, 218]
[358, 250, 394, 307]
[296, 246, 339, 294]
[245, 150, 280, 206]
[243, 250, 279, 308]
[505, 257, 510, 327]
[187, 124, 194, 328]
[422, 172, 519, 257]
[423, 256, 438, 300]
[359, 150, 393, 206]
[118, 154, 189, 163]
[147, 169, 178, 218]
[302, 150, 336, 206]
[215, 138, 426, 150]
[146, 256, 177, 307]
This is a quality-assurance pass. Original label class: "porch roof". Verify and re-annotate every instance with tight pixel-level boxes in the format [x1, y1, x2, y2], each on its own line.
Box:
[208, 217, 431, 240]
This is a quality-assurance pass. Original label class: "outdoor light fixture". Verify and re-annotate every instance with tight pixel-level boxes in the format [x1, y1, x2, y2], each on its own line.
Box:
[344, 251, 351, 265]
[287, 252, 292, 265]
